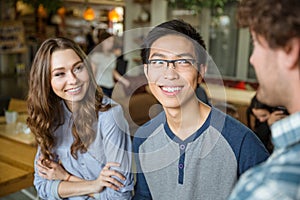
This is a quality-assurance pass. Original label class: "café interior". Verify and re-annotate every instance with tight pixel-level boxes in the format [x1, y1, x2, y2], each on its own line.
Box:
[0, 0, 258, 199]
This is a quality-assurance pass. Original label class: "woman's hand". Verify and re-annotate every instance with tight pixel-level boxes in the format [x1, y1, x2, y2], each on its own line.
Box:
[120, 77, 130, 88]
[267, 110, 287, 126]
[95, 162, 126, 192]
[37, 157, 70, 181]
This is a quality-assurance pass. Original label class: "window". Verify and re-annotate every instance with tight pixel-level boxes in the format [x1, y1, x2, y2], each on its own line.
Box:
[167, 1, 256, 82]
[208, 1, 238, 77]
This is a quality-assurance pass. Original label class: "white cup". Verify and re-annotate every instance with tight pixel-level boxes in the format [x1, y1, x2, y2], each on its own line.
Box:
[5, 111, 18, 124]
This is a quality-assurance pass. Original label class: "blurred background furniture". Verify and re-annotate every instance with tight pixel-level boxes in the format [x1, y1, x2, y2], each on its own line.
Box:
[0, 97, 27, 116]
[0, 114, 36, 198]
[0, 96, 10, 116]
[202, 83, 256, 125]
[112, 74, 162, 135]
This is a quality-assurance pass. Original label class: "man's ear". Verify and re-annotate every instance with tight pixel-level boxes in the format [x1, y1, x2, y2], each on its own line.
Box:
[144, 64, 149, 79]
[197, 64, 207, 84]
[278, 37, 300, 70]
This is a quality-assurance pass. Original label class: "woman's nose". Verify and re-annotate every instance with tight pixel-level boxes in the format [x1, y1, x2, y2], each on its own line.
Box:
[258, 117, 266, 122]
[68, 71, 78, 84]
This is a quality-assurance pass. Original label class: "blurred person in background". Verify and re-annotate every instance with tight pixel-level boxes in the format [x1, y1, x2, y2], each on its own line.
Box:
[90, 31, 129, 97]
[247, 95, 288, 153]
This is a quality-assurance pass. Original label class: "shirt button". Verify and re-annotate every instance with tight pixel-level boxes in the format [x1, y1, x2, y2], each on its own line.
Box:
[179, 163, 184, 169]
[180, 144, 185, 150]
[81, 163, 85, 166]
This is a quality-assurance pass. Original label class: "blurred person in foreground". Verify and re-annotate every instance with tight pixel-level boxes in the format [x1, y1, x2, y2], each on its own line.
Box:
[132, 19, 269, 200]
[229, 0, 300, 199]
[27, 37, 133, 199]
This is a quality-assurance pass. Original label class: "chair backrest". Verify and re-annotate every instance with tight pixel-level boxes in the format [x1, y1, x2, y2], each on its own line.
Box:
[8, 98, 27, 114]
[116, 58, 128, 76]
[0, 96, 10, 116]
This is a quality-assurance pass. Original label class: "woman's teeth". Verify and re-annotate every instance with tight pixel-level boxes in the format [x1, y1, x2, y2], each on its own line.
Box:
[161, 86, 182, 92]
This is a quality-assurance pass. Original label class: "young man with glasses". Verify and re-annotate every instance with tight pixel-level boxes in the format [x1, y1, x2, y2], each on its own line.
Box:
[132, 19, 269, 200]
[229, 0, 300, 199]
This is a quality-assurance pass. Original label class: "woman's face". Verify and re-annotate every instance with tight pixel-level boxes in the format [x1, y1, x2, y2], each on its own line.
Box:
[102, 37, 114, 52]
[50, 49, 90, 111]
[252, 108, 270, 122]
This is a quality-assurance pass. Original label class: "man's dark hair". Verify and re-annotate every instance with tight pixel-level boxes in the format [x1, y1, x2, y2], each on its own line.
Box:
[141, 19, 207, 66]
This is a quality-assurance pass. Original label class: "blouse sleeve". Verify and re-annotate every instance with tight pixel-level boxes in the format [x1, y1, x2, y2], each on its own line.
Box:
[98, 103, 134, 199]
[33, 147, 62, 200]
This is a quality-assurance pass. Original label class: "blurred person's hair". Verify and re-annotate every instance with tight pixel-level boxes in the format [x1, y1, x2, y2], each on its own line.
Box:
[98, 29, 113, 43]
[237, 0, 300, 49]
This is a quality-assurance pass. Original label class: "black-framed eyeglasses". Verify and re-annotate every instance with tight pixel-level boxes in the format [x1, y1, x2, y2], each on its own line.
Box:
[147, 59, 196, 72]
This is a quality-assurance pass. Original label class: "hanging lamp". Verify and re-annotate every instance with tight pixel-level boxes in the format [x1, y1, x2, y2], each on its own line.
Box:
[83, 0, 95, 21]
[83, 6, 95, 20]
[108, 9, 120, 22]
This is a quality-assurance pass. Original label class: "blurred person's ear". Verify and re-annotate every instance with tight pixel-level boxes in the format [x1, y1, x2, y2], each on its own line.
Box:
[279, 38, 300, 70]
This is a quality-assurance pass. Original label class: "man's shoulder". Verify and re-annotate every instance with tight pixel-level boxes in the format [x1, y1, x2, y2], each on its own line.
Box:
[210, 107, 258, 150]
[210, 107, 251, 135]
[136, 111, 165, 133]
[132, 111, 166, 151]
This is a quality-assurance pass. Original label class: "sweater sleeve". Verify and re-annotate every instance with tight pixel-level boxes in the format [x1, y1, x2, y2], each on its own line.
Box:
[238, 130, 270, 176]
[98, 104, 134, 199]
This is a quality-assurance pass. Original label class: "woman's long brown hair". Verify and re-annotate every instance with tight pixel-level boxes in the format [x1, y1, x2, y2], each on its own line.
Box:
[27, 37, 110, 165]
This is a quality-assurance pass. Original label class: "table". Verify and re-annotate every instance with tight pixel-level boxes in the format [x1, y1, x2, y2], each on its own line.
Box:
[0, 123, 35, 146]
[203, 83, 256, 106]
[203, 83, 256, 125]
[0, 114, 35, 146]
[0, 115, 37, 197]
[0, 160, 33, 197]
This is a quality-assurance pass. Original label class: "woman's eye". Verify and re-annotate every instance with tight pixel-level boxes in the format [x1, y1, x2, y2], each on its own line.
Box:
[54, 72, 64, 77]
[74, 65, 84, 72]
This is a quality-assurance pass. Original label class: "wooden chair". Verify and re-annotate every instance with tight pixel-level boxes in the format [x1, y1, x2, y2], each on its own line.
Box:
[8, 98, 27, 114]
[0, 96, 10, 116]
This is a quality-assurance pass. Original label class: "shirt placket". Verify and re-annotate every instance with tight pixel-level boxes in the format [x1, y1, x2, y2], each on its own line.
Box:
[178, 143, 187, 184]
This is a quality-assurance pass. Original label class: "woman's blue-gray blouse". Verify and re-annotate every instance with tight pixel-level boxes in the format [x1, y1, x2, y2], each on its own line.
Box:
[34, 99, 133, 199]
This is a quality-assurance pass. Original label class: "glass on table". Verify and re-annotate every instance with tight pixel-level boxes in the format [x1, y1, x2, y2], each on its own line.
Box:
[4, 110, 18, 124]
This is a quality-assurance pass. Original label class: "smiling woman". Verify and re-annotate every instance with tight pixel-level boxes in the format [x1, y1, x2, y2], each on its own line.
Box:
[26, 37, 133, 199]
